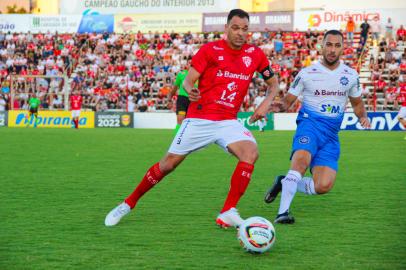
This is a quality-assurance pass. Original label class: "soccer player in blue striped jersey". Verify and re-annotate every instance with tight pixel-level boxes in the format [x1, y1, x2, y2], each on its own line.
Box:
[256, 30, 371, 224]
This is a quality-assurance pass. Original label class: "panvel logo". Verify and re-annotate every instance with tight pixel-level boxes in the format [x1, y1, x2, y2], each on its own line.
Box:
[15, 113, 86, 127]
[307, 14, 321, 28]
[341, 112, 405, 131]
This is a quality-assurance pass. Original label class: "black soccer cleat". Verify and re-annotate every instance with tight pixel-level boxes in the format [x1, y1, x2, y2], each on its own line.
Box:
[274, 211, 295, 224]
[264, 175, 285, 204]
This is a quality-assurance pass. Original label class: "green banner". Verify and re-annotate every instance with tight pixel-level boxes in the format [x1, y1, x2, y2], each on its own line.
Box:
[237, 112, 274, 131]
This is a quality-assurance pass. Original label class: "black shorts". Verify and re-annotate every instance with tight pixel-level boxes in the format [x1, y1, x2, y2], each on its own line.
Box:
[176, 95, 190, 116]
[29, 107, 38, 114]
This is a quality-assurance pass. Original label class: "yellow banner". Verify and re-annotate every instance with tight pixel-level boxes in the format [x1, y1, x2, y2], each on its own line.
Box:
[114, 14, 202, 33]
[8, 110, 94, 128]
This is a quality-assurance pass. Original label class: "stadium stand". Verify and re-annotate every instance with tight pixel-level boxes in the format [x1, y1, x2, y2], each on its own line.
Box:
[0, 28, 404, 113]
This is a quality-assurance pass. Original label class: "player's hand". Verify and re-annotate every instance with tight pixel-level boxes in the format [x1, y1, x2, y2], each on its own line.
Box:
[249, 111, 266, 124]
[188, 88, 201, 102]
[359, 116, 371, 129]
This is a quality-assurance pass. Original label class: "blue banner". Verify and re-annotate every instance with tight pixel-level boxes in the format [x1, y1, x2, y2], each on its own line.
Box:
[78, 15, 114, 33]
[341, 112, 405, 131]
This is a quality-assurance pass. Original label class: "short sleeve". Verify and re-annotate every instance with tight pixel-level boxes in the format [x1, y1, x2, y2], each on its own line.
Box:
[288, 71, 305, 96]
[349, 75, 362, 98]
[191, 44, 210, 74]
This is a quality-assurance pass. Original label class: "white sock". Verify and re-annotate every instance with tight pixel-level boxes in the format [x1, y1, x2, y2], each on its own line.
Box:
[278, 170, 302, 215]
[297, 177, 317, 195]
[258, 119, 265, 130]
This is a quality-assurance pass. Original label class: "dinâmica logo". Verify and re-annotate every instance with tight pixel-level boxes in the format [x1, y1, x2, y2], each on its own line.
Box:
[15, 113, 87, 126]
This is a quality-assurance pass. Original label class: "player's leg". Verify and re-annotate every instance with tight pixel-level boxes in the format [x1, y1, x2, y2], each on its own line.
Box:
[174, 96, 189, 134]
[310, 166, 337, 194]
[258, 118, 266, 132]
[215, 121, 258, 228]
[33, 111, 39, 128]
[26, 111, 32, 127]
[105, 119, 215, 226]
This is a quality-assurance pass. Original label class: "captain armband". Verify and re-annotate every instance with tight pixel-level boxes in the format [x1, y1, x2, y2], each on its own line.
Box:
[260, 66, 275, 80]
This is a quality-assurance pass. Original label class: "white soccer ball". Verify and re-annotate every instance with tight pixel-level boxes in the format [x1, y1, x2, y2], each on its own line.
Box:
[238, 216, 276, 254]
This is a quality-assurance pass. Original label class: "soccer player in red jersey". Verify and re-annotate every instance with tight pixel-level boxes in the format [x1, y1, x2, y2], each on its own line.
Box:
[397, 84, 406, 139]
[105, 9, 280, 228]
[70, 90, 82, 129]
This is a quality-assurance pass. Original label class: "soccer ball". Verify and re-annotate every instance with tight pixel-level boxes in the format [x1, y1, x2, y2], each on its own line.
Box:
[238, 216, 276, 254]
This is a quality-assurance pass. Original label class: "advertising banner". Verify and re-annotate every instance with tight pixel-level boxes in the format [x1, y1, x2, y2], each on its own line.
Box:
[341, 112, 404, 131]
[95, 112, 133, 128]
[114, 14, 201, 33]
[203, 11, 294, 32]
[237, 112, 274, 131]
[0, 111, 7, 127]
[0, 15, 30, 32]
[60, 0, 238, 15]
[8, 110, 95, 128]
[294, 9, 406, 31]
[0, 15, 114, 33]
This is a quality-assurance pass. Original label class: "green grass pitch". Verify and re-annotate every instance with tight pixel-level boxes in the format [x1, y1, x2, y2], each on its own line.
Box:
[0, 129, 405, 269]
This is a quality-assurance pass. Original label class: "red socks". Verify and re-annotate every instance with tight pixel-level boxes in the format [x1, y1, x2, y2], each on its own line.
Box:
[74, 119, 79, 128]
[125, 162, 166, 209]
[221, 161, 254, 213]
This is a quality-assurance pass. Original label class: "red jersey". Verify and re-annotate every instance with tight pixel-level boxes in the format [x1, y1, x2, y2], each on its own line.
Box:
[188, 40, 270, 120]
[70, 95, 83, 110]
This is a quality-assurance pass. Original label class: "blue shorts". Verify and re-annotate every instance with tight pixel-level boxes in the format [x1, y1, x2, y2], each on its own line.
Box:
[291, 119, 340, 171]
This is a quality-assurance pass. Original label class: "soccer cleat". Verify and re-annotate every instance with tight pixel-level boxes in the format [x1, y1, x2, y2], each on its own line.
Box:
[216, 208, 244, 228]
[274, 211, 295, 224]
[105, 202, 131, 227]
[264, 175, 285, 204]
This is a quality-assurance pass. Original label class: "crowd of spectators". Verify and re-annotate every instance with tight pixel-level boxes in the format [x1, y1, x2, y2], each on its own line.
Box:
[0, 19, 404, 113]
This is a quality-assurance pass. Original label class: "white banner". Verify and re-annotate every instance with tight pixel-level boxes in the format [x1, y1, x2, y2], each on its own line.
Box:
[0, 15, 30, 32]
[30, 15, 82, 33]
[294, 8, 406, 31]
[133, 112, 176, 129]
[60, 0, 238, 15]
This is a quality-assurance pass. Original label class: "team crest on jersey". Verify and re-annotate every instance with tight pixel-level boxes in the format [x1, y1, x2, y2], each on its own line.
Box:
[242, 56, 252, 67]
[299, 136, 310, 144]
[245, 47, 255, 53]
[227, 81, 238, 91]
[340, 76, 349, 86]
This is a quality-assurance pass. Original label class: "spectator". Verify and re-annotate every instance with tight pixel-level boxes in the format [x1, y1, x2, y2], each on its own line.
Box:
[384, 82, 398, 110]
[385, 18, 394, 40]
[346, 17, 356, 46]
[396, 25, 405, 41]
[370, 16, 381, 44]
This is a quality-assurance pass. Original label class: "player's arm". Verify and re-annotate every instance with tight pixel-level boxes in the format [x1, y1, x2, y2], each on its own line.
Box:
[349, 96, 370, 128]
[279, 93, 298, 111]
[250, 76, 279, 123]
[349, 76, 370, 129]
[183, 67, 201, 102]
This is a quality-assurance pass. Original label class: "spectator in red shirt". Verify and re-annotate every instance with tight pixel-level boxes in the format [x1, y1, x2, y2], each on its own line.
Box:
[384, 83, 398, 110]
[396, 25, 405, 41]
[374, 76, 387, 92]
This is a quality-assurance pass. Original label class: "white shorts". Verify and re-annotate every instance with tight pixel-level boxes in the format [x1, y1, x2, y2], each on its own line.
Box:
[168, 118, 257, 155]
[398, 107, 406, 119]
[71, 110, 81, 118]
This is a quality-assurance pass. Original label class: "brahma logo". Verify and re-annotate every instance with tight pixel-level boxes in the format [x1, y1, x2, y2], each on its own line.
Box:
[307, 14, 321, 28]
